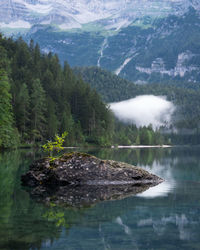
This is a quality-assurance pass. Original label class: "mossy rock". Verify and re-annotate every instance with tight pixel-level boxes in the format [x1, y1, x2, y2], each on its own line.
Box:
[21, 152, 163, 206]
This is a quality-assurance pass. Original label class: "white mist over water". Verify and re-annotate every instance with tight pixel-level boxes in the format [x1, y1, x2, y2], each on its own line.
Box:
[110, 95, 175, 129]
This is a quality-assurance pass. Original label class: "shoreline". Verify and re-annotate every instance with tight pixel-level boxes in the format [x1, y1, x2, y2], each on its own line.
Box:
[113, 145, 172, 149]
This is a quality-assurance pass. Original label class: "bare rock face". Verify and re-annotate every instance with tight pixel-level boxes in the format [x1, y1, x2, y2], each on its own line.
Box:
[21, 152, 163, 206]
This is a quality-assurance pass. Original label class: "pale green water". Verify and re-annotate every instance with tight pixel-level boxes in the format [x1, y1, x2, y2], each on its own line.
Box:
[0, 147, 200, 250]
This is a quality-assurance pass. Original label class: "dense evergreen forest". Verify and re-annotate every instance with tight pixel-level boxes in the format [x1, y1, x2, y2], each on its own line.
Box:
[0, 35, 169, 149]
[0, 34, 113, 148]
[74, 66, 200, 144]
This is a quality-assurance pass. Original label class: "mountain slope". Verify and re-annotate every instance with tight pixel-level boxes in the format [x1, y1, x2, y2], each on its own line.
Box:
[21, 7, 200, 84]
[1, 0, 199, 31]
[111, 8, 200, 83]
[1, 1, 200, 84]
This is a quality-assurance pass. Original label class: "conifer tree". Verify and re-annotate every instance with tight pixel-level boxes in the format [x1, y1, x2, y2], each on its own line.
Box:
[30, 79, 47, 143]
[60, 104, 74, 133]
[14, 83, 30, 140]
[46, 97, 58, 138]
[0, 70, 18, 148]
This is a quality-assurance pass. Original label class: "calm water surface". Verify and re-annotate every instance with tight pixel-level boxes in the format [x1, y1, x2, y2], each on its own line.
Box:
[0, 147, 200, 250]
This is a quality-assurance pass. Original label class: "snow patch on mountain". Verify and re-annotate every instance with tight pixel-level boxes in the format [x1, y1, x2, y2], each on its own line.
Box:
[0, 20, 31, 29]
[115, 57, 134, 76]
[105, 19, 132, 31]
[23, 2, 52, 14]
[97, 38, 108, 67]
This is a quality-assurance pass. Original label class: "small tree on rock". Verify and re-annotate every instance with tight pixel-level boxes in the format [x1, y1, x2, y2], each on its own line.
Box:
[42, 131, 68, 159]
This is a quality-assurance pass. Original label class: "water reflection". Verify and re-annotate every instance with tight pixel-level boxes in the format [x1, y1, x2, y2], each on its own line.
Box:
[0, 147, 200, 249]
[30, 183, 155, 207]
[136, 181, 173, 198]
[137, 213, 193, 241]
[137, 160, 176, 198]
[115, 216, 132, 235]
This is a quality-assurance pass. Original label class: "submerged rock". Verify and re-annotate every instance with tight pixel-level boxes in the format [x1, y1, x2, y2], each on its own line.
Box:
[21, 152, 163, 206]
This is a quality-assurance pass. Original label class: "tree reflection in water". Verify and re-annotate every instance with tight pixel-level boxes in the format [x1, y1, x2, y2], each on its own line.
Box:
[0, 147, 200, 249]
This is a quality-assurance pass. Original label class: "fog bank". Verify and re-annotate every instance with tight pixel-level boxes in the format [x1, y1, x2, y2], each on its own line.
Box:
[110, 95, 175, 129]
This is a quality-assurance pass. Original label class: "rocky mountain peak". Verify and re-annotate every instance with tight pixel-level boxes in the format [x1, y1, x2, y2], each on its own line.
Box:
[0, 0, 199, 31]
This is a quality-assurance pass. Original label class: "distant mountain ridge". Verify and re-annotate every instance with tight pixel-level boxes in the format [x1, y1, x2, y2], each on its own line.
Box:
[1, 0, 200, 84]
[0, 0, 199, 31]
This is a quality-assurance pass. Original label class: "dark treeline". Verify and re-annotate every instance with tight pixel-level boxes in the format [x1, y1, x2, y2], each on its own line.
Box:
[0, 35, 166, 149]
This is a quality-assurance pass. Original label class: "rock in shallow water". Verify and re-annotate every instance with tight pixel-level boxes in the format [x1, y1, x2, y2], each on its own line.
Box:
[21, 152, 163, 206]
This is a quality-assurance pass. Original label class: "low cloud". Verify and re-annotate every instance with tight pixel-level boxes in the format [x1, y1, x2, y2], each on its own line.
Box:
[110, 95, 175, 129]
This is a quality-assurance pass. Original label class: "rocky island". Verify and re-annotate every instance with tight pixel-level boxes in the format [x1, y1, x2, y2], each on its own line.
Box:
[21, 152, 163, 206]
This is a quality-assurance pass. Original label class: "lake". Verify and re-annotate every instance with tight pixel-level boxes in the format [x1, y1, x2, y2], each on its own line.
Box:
[0, 147, 200, 250]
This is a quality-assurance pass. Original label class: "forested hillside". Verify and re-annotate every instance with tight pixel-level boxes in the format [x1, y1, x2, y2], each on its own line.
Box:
[74, 66, 200, 144]
[0, 35, 167, 148]
[0, 34, 115, 148]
